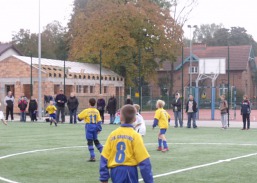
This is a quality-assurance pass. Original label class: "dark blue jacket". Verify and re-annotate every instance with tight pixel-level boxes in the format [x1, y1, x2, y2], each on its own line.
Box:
[241, 100, 251, 114]
[55, 94, 67, 107]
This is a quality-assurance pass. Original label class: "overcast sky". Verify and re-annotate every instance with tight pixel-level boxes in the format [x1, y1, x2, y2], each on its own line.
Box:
[1, 0, 257, 42]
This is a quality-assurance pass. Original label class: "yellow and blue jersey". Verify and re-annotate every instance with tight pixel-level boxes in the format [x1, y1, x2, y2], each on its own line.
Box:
[153, 108, 170, 129]
[101, 124, 150, 168]
[46, 105, 57, 115]
[99, 124, 153, 183]
[78, 108, 102, 124]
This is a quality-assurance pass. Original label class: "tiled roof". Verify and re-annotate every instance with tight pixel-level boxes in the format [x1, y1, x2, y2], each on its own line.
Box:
[12, 55, 120, 77]
[0, 43, 22, 55]
[161, 45, 253, 71]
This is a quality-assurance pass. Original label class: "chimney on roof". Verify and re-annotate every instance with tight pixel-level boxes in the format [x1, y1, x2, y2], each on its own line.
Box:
[193, 43, 207, 50]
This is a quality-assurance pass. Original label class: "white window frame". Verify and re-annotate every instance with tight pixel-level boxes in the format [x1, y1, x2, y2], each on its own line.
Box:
[189, 66, 198, 74]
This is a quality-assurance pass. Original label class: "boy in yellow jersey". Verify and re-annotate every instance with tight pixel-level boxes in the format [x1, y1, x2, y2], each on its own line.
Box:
[78, 98, 103, 162]
[99, 105, 153, 183]
[152, 100, 170, 152]
[45, 101, 57, 126]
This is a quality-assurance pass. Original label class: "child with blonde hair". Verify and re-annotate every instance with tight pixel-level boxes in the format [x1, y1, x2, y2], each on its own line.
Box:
[133, 104, 146, 136]
[152, 100, 170, 152]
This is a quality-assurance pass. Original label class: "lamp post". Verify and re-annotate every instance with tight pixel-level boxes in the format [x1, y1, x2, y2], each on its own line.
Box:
[38, 0, 42, 119]
[187, 25, 197, 94]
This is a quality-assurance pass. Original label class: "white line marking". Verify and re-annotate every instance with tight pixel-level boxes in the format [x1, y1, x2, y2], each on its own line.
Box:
[0, 146, 86, 183]
[0, 176, 19, 183]
[1, 143, 257, 183]
[139, 151, 257, 182]
[0, 146, 86, 160]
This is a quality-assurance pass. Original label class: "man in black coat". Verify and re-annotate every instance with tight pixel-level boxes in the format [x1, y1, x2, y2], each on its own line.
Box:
[55, 89, 67, 123]
[106, 96, 117, 124]
[67, 92, 79, 124]
[185, 94, 198, 128]
[172, 93, 183, 128]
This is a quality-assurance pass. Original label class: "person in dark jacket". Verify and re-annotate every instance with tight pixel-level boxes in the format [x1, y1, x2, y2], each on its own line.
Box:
[28, 96, 38, 122]
[97, 96, 106, 124]
[4, 91, 14, 121]
[241, 95, 251, 130]
[67, 92, 79, 124]
[125, 96, 133, 105]
[172, 93, 183, 128]
[55, 89, 67, 123]
[18, 97, 27, 122]
[106, 96, 117, 124]
[185, 95, 198, 128]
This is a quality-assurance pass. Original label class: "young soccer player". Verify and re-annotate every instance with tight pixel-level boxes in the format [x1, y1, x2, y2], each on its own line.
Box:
[78, 98, 103, 162]
[99, 105, 153, 183]
[0, 103, 7, 125]
[152, 100, 170, 152]
[133, 104, 146, 136]
[46, 101, 57, 126]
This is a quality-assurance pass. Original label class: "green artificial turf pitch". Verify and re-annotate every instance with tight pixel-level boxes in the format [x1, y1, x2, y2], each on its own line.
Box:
[0, 122, 257, 183]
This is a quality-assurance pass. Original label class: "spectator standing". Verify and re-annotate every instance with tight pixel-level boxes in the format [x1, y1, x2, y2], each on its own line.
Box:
[28, 96, 38, 122]
[185, 95, 198, 128]
[67, 92, 79, 124]
[4, 91, 14, 121]
[241, 95, 251, 130]
[18, 97, 27, 122]
[171, 93, 183, 128]
[125, 96, 133, 105]
[97, 96, 106, 124]
[18, 93, 28, 103]
[55, 89, 67, 123]
[219, 95, 228, 129]
[106, 96, 117, 124]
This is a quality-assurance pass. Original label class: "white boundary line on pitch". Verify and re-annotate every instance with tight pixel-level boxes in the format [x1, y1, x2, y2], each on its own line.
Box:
[1, 143, 257, 183]
[139, 151, 257, 182]
[0, 146, 86, 183]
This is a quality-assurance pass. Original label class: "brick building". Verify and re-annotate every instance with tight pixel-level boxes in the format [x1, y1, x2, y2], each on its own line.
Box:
[154, 44, 257, 99]
[0, 55, 124, 113]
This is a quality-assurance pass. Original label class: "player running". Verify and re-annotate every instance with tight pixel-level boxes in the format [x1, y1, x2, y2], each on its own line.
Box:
[152, 100, 170, 152]
[78, 98, 103, 162]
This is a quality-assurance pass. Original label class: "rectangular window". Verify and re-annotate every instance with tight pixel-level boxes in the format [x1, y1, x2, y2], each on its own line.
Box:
[189, 66, 198, 74]
[76, 85, 83, 93]
[5, 85, 15, 96]
[83, 86, 88, 93]
[219, 88, 228, 96]
[90, 86, 94, 93]
[104, 86, 108, 93]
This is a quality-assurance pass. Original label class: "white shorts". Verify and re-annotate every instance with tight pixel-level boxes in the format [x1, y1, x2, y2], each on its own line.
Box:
[137, 127, 146, 136]
[0, 111, 4, 120]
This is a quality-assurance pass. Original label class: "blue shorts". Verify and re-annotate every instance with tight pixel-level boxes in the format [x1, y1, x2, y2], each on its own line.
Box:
[160, 129, 167, 135]
[85, 124, 98, 140]
[49, 113, 56, 119]
[111, 166, 138, 183]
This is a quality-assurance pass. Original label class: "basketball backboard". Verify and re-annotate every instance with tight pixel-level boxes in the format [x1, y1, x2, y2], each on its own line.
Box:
[199, 58, 226, 74]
